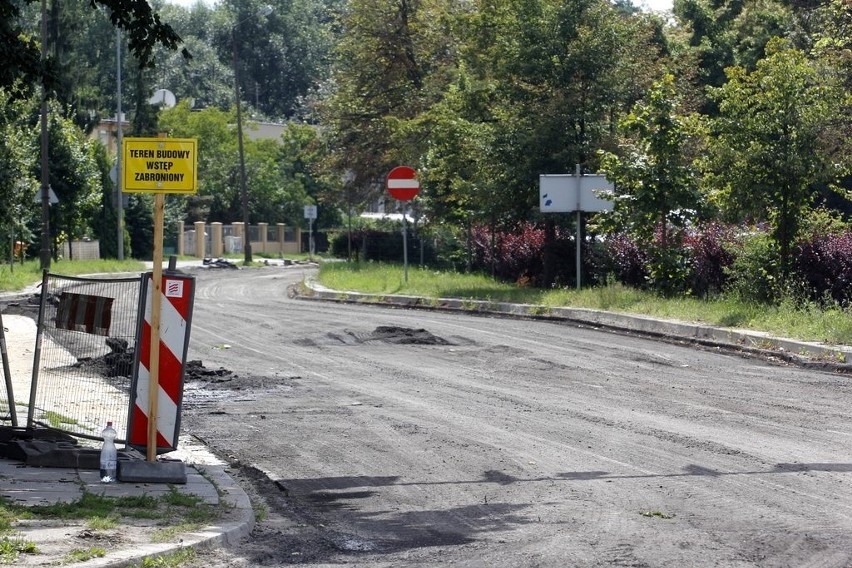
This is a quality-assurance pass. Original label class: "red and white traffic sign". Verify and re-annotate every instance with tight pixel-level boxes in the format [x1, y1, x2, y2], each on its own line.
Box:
[386, 166, 420, 201]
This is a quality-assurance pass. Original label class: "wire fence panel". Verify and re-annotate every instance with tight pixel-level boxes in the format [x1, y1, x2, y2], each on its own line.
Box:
[28, 272, 143, 443]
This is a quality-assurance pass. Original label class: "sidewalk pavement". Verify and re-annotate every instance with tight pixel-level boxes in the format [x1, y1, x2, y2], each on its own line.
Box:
[0, 435, 254, 567]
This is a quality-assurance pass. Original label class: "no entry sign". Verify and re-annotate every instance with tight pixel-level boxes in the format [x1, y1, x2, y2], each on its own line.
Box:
[386, 166, 420, 201]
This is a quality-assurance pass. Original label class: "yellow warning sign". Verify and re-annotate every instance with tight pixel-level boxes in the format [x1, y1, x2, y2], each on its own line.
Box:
[123, 138, 198, 193]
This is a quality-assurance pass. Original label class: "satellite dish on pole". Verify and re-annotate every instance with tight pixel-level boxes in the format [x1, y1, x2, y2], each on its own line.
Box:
[149, 89, 176, 108]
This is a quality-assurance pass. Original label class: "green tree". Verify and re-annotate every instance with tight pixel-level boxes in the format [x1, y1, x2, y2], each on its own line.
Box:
[158, 101, 328, 228]
[703, 37, 848, 287]
[471, 0, 663, 223]
[321, 0, 460, 202]
[671, 0, 800, 114]
[599, 74, 704, 295]
[39, 100, 101, 259]
[208, 0, 339, 120]
[0, 91, 38, 260]
[275, 122, 335, 229]
[158, 101, 238, 222]
[2, 0, 187, 100]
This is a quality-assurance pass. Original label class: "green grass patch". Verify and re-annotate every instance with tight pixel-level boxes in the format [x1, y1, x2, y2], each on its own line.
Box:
[141, 547, 196, 567]
[1, 488, 219, 530]
[22, 492, 158, 520]
[317, 262, 852, 346]
[86, 515, 118, 530]
[0, 534, 38, 564]
[62, 546, 106, 564]
[40, 411, 80, 429]
[0, 503, 18, 533]
[0, 259, 145, 292]
[0, 489, 218, 563]
[151, 522, 203, 543]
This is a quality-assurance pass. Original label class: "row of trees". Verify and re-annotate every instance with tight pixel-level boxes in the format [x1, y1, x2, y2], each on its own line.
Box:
[317, 0, 850, 298]
[1, 0, 850, 302]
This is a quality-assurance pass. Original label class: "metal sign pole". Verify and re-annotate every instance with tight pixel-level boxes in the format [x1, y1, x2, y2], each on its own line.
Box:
[575, 164, 582, 290]
[403, 207, 409, 283]
[309, 218, 315, 259]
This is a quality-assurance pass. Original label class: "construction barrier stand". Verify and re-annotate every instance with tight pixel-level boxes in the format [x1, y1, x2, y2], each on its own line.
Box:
[128, 272, 195, 453]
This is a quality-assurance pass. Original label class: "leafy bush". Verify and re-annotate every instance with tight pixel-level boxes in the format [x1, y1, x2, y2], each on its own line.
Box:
[684, 223, 737, 297]
[600, 233, 649, 289]
[601, 224, 736, 297]
[328, 228, 434, 264]
[469, 223, 547, 283]
[724, 231, 780, 304]
[796, 231, 852, 306]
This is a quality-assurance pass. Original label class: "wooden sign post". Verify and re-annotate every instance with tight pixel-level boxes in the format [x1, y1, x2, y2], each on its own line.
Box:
[123, 137, 197, 461]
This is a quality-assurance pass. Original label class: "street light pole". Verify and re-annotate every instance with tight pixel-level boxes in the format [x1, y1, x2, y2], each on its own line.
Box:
[232, 27, 252, 265]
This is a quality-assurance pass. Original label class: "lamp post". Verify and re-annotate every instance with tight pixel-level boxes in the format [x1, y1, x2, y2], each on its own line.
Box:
[232, 5, 272, 265]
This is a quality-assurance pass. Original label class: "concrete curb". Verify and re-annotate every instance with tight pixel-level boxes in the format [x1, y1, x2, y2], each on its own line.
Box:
[297, 280, 851, 372]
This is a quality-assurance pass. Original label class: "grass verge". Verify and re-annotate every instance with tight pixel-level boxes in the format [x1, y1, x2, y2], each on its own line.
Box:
[317, 262, 852, 346]
[0, 488, 221, 564]
[0, 259, 145, 292]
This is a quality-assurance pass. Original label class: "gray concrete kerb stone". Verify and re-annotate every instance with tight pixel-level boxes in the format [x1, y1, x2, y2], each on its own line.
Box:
[300, 278, 851, 370]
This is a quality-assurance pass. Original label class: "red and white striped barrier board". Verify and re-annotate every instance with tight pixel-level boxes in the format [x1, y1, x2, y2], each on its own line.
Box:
[55, 292, 113, 336]
[128, 273, 195, 453]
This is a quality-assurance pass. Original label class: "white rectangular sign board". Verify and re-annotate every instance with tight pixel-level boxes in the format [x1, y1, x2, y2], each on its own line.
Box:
[540, 174, 615, 213]
[304, 205, 317, 219]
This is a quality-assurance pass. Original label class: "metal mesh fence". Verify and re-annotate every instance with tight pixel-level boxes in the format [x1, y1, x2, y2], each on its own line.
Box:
[28, 272, 143, 443]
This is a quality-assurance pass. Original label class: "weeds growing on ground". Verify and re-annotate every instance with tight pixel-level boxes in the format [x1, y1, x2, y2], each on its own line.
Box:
[0, 533, 38, 564]
[62, 546, 106, 564]
[0, 486, 217, 565]
[0, 488, 219, 531]
[141, 547, 196, 567]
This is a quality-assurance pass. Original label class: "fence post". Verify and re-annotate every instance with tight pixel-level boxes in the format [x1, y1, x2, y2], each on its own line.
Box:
[258, 222, 268, 254]
[211, 223, 223, 257]
[232, 222, 244, 253]
[193, 221, 205, 258]
[277, 223, 285, 255]
[176, 221, 185, 256]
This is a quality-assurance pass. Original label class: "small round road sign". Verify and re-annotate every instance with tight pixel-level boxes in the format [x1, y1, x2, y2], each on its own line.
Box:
[386, 166, 420, 201]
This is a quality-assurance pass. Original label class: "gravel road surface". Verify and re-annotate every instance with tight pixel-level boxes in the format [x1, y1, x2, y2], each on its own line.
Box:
[178, 266, 852, 567]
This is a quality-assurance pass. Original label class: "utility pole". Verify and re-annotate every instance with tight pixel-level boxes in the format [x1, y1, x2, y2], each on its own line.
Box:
[116, 28, 124, 260]
[39, 0, 51, 271]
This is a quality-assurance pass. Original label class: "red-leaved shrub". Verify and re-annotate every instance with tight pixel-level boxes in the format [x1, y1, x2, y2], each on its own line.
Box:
[796, 231, 852, 306]
[470, 223, 547, 281]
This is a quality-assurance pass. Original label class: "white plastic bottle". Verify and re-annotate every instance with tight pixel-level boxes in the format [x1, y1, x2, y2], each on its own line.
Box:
[100, 421, 118, 483]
